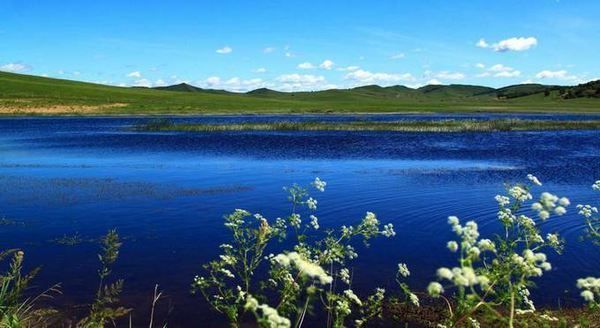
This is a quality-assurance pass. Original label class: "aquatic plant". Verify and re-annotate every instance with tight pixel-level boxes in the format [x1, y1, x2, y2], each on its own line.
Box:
[192, 178, 402, 327]
[138, 119, 600, 133]
[575, 180, 600, 309]
[426, 174, 571, 327]
[78, 229, 130, 327]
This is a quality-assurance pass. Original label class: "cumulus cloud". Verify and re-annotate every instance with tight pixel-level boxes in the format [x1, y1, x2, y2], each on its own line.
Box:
[263, 47, 275, 53]
[0, 63, 30, 72]
[297, 62, 315, 69]
[344, 69, 414, 85]
[133, 79, 152, 87]
[127, 71, 142, 78]
[337, 65, 360, 72]
[390, 53, 405, 60]
[199, 76, 269, 92]
[475, 63, 485, 69]
[274, 74, 334, 91]
[216, 46, 232, 54]
[435, 71, 465, 80]
[426, 79, 442, 85]
[476, 39, 489, 48]
[478, 64, 521, 78]
[535, 70, 576, 80]
[319, 59, 335, 70]
[477, 37, 538, 52]
[254, 67, 267, 73]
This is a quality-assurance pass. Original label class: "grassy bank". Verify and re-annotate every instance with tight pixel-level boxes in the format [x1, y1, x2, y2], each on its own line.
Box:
[138, 119, 600, 133]
[2, 72, 600, 115]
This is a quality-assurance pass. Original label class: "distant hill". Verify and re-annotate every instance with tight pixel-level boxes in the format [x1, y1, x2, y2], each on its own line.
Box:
[154, 83, 205, 92]
[562, 80, 600, 99]
[1, 71, 599, 115]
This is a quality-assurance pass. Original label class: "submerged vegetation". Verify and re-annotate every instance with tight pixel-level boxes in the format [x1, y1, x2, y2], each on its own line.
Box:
[1, 177, 599, 327]
[138, 118, 600, 133]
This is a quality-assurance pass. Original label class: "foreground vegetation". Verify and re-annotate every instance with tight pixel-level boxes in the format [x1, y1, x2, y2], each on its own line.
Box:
[2, 72, 600, 115]
[1, 177, 599, 327]
[137, 119, 600, 133]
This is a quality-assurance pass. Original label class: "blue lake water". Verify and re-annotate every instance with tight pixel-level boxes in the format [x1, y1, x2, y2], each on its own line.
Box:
[0, 114, 599, 326]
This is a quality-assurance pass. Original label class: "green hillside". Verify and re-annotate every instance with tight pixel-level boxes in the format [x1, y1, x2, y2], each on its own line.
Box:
[0, 71, 599, 115]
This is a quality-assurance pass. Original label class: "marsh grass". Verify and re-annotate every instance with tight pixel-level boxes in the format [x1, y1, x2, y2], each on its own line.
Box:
[138, 119, 600, 133]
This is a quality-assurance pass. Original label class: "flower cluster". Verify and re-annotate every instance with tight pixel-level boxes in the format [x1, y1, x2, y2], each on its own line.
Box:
[577, 277, 600, 305]
[531, 192, 569, 220]
[272, 251, 333, 285]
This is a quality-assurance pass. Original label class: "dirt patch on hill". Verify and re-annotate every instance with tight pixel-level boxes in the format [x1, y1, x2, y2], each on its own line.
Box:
[0, 102, 128, 114]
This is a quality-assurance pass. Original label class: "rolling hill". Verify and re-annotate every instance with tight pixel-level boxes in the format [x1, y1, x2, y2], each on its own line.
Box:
[0, 71, 599, 115]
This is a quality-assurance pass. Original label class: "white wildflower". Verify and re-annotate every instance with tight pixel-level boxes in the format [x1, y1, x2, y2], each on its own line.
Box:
[409, 293, 419, 307]
[397, 263, 410, 277]
[382, 223, 396, 237]
[339, 268, 350, 285]
[558, 197, 570, 207]
[437, 267, 454, 280]
[554, 206, 566, 216]
[306, 197, 317, 210]
[495, 195, 510, 206]
[427, 282, 444, 297]
[309, 215, 319, 230]
[344, 289, 362, 306]
[509, 185, 532, 202]
[289, 213, 301, 228]
[312, 177, 327, 192]
[592, 180, 600, 191]
[527, 174, 542, 186]
[272, 252, 332, 285]
[447, 241, 459, 252]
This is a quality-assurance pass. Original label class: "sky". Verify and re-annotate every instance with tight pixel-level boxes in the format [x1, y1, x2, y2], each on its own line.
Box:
[1, 0, 599, 92]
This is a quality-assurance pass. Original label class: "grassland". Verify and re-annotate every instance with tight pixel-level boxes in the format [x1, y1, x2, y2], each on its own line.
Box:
[1, 72, 600, 115]
[138, 119, 600, 133]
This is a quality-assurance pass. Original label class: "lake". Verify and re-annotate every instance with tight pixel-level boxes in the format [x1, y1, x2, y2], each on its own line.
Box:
[0, 114, 599, 326]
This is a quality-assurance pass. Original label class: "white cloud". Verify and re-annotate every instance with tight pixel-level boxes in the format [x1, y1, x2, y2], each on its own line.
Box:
[254, 67, 267, 73]
[488, 64, 513, 72]
[133, 79, 152, 87]
[476, 39, 489, 48]
[319, 59, 335, 70]
[426, 79, 442, 85]
[277, 74, 325, 84]
[154, 79, 167, 87]
[198, 76, 269, 92]
[275, 74, 333, 91]
[475, 63, 485, 69]
[127, 71, 142, 78]
[337, 66, 360, 72]
[535, 70, 576, 80]
[216, 46, 232, 54]
[477, 37, 538, 52]
[263, 47, 275, 53]
[476, 64, 521, 78]
[344, 69, 414, 85]
[495, 70, 521, 78]
[0, 63, 29, 72]
[390, 53, 405, 60]
[435, 71, 465, 80]
[297, 62, 315, 69]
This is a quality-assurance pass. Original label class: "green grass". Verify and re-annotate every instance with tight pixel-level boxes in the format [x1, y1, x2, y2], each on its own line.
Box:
[1, 71, 600, 115]
[138, 119, 600, 133]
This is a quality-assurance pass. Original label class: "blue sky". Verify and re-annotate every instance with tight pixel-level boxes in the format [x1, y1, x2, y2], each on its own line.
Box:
[1, 0, 599, 92]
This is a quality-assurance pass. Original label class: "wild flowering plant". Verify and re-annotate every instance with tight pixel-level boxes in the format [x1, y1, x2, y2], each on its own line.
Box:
[575, 180, 600, 309]
[192, 178, 400, 327]
[426, 174, 569, 328]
